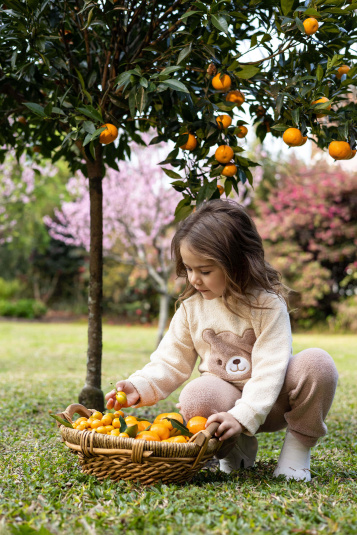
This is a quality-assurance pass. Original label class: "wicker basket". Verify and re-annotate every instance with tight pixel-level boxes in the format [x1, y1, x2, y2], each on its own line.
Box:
[56, 404, 222, 486]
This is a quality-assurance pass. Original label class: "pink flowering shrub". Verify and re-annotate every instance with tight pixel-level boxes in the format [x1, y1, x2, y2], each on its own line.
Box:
[255, 158, 357, 326]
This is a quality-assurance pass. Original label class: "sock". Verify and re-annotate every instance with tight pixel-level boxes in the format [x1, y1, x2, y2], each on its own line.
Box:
[273, 430, 311, 482]
[219, 434, 258, 474]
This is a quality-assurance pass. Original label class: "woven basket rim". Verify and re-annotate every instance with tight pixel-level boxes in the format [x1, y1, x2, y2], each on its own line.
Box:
[60, 425, 221, 458]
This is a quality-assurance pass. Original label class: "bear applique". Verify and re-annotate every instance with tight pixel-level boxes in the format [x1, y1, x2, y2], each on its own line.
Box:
[202, 328, 256, 382]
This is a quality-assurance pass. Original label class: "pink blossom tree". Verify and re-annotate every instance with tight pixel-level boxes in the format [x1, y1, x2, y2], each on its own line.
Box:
[45, 142, 182, 345]
[254, 157, 357, 326]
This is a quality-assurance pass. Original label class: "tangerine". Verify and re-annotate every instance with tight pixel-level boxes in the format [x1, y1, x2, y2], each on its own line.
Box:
[137, 420, 152, 432]
[114, 410, 124, 418]
[216, 115, 232, 129]
[186, 416, 208, 434]
[336, 65, 350, 80]
[311, 97, 331, 118]
[162, 436, 187, 443]
[347, 149, 356, 160]
[180, 133, 197, 151]
[299, 136, 308, 146]
[150, 423, 170, 440]
[328, 141, 352, 160]
[101, 414, 113, 426]
[225, 90, 245, 106]
[236, 125, 248, 138]
[135, 431, 161, 442]
[282, 128, 303, 147]
[217, 185, 224, 195]
[90, 419, 102, 429]
[115, 391, 127, 406]
[92, 411, 103, 420]
[303, 17, 318, 35]
[256, 105, 266, 117]
[222, 164, 237, 177]
[112, 418, 121, 429]
[99, 123, 118, 145]
[110, 429, 120, 436]
[215, 145, 234, 164]
[119, 432, 130, 438]
[212, 73, 232, 91]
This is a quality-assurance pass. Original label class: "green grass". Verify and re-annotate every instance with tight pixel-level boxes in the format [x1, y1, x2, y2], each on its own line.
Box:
[0, 322, 356, 535]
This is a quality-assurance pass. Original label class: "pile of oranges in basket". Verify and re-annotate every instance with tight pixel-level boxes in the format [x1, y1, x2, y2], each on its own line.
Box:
[72, 410, 208, 444]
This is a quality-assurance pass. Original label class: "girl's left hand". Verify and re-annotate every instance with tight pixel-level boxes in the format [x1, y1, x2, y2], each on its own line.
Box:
[206, 412, 245, 441]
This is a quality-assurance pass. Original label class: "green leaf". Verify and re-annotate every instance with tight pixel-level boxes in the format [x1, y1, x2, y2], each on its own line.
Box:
[162, 168, 182, 179]
[211, 14, 229, 35]
[281, 0, 294, 16]
[125, 424, 138, 438]
[295, 17, 306, 34]
[77, 106, 102, 123]
[235, 64, 261, 79]
[316, 64, 324, 82]
[177, 44, 192, 64]
[119, 415, 127, 433]
[164, 418, 193, 437]
[174, 199, 193, 222]
[24, 102, 46, 117]
[180, 10, 202, 20]
[160, 65, 184, 75]
[271, 124, 289, 131]
[50, 414, 74, 428]
[159, 79, 190, 93]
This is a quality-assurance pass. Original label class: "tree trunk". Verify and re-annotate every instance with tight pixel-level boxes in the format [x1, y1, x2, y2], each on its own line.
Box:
[156, 289, 171, 348]
[78, 148, 105, 411]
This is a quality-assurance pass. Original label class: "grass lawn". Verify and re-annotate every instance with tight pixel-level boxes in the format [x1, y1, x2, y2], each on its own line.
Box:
[0, 322, 356, 534]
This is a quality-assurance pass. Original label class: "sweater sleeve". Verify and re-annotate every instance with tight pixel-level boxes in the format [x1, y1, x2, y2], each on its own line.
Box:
[228, 294, 292, 435]
[127, 304, 198, 407]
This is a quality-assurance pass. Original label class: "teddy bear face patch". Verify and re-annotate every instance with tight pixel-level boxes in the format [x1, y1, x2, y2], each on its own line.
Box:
[202, 328, 256, 382]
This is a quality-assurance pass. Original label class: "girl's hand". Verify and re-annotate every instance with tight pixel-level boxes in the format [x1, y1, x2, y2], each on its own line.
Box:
[206, 412, 245, 441]
[105, 381, 140, 411]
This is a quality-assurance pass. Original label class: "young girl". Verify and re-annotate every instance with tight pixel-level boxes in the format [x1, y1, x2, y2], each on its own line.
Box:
[106, 199, 338, 481]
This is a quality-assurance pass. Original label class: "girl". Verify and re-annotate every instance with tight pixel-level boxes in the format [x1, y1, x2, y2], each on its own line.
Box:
[106, 199, 338, 481]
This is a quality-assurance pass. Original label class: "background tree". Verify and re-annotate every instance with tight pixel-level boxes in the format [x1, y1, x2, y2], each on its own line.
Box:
[1, 0, 357, 408]
[45, 141, 181, 346]
[254, 157, 357, 327]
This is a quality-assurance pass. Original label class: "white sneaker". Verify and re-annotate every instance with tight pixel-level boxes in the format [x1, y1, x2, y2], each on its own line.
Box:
[273, 431, 311, 482]
[219, 434, 258, 474]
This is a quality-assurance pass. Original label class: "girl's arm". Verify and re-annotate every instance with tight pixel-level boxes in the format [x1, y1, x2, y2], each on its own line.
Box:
[115, 304, 198, 408]
[228, 293, 292, 435]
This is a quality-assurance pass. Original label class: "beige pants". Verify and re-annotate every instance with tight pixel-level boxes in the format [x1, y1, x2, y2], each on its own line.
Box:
[179, 348, 338, 449]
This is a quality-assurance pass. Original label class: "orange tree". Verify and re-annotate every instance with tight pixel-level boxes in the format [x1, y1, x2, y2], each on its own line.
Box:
[1, 0, 357, 409]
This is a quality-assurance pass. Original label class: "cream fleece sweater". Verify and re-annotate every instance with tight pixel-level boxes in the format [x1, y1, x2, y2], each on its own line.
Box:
[128, 291, 292, 435]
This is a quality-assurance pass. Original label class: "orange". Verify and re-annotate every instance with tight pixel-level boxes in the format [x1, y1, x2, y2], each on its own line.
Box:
[76, 422, 89, 431]
[336, 65, 350, 80]
[282, 128, 303, 147]
[215, 145, 234, 164]
[99, 123, 118, 145]
[18, 116, 27, 125]
[110, 429, 120, 436]
[186, 416, 208, 434]
[105, 425, 114, 433]
[150, 423, 170, 440]
[115, 391, 127, 406]
[347, 149, 356, 160]
[217, 185, 224, 195]
[157, 412, 184, 431]
[154, 413, 169, 423]
[225, 90, 245, 106]
[328, 141, 352, 160]
[216, 115, 232, 129]
[236, 125, 248, 138]
[101, 414, 113, 426]
[74, 417, 88, 425]
[112, 418, 121, 429]
[90, 419, 102, 429]
[256, 105, 266, 117]
[311, 97, 331, 118]
[137, 420, 152, 432]
[114, 410, 124, 418]
[135, 431, 161, 442]
[212, 73, 232, 91]
[162, 436, 187, 443]
[92, 411, 103, 420]
[180, 133, 197, 151]
[222, 164, 237, 177]
[303, 17, 318, 35]
[119, 432, 130, 438]
[166, 413, 184, 424]
[96, 426, 107, 434]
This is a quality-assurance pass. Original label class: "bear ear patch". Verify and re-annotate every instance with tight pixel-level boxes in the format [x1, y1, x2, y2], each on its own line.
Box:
[202, 329, 216, 344]
[241, 328, 256, 346]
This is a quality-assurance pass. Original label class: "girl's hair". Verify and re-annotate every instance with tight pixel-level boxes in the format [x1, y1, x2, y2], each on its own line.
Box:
[171, 198, 290, 315]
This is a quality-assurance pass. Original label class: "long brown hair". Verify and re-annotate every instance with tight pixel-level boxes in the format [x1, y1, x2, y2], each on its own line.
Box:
[171, 199, 290, 315]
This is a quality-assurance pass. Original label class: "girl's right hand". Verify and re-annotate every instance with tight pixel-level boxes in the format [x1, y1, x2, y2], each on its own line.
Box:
[105, 380, 140, 411]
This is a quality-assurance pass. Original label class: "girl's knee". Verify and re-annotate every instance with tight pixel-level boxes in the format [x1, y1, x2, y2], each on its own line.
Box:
[293, 348, 338, 387]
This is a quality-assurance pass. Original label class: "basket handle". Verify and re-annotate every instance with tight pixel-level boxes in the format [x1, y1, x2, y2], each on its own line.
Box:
[56, 403, 94, 426]
[190, 422, 220, 469]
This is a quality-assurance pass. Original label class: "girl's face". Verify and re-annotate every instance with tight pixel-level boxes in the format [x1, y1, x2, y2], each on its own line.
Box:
[180, 241, 226, 300]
